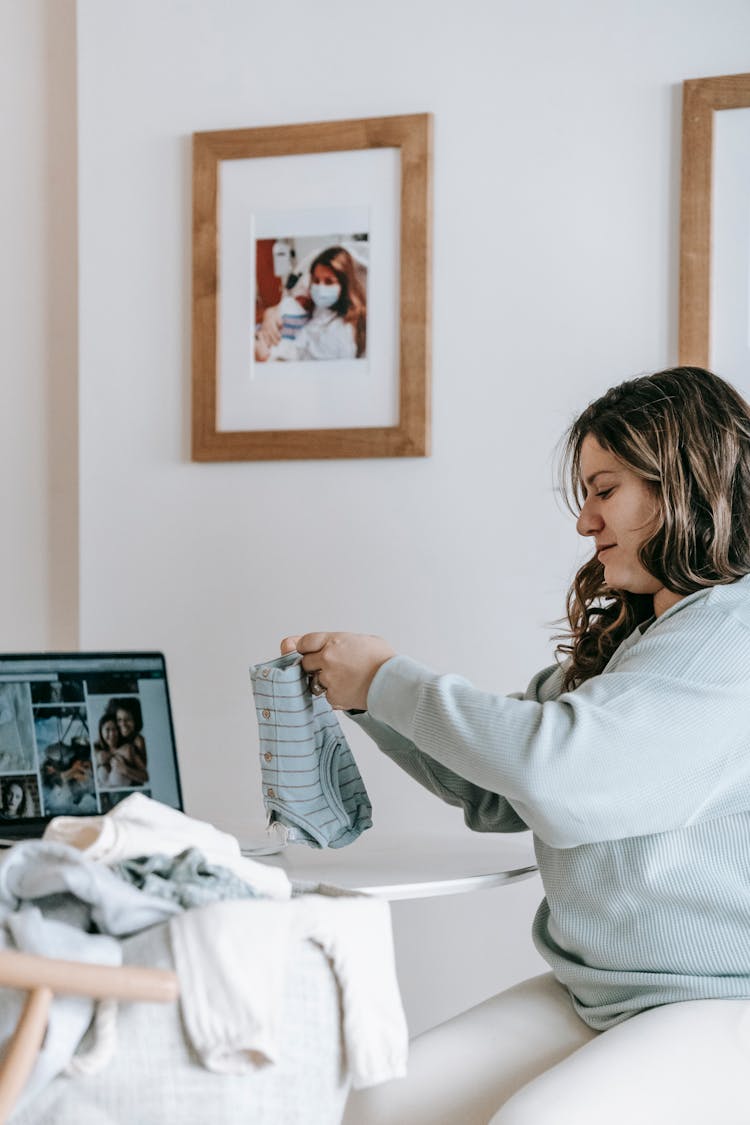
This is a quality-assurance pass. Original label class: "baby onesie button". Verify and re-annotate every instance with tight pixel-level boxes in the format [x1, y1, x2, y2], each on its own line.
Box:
[262, 708, 271, 719]
[267, 787, 275, 798]
[262, 668, 270, 678]
[264, 752, 273, 762]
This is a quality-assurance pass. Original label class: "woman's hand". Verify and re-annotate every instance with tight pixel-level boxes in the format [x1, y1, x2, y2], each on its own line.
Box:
[280, 632, 396, 710]
[254, 335, 270, 362]
[63, 760, 91, 782]
[258, 305, 282, 348]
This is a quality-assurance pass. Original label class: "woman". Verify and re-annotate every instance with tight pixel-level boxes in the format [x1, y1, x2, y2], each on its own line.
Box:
[257, 245, 367, 362]
[94, 713, 122, 787]
[112, 699, 149, 786]
[282, 367, 750, 1124]
[98, 698, 149, 787]
[0, 779, 29, 818]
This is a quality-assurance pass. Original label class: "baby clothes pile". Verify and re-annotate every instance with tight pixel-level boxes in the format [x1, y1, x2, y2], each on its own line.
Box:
[0, 793, 406, 1116]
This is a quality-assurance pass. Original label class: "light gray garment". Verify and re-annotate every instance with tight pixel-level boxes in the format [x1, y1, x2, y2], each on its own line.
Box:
[10, 921, 348, 1125]
[112, 847, 260, 908]
[250, 653, 372, 848]
[0, 840, 183, 1114]
[0, 840, 182, 934]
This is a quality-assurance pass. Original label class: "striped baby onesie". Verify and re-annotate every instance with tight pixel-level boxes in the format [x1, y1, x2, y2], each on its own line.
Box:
[250, 653, 372, 848]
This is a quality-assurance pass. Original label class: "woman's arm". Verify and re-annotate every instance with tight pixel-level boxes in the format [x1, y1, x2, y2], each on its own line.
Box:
[365, 607, 750, 847]
[112, 747, 149, 785]
[346, 664, 566, 834]
[132, 735, 147, 770]
[349, 711, 529, 833]
[291, 606, 750, 848]
[297, 636, 562, 834]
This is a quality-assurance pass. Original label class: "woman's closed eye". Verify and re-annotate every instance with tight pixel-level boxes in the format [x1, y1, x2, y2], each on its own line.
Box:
[596, 488, 614, 499]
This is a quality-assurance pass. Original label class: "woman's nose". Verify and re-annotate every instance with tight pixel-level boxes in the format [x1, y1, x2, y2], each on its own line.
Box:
[576, 501, 603, 537]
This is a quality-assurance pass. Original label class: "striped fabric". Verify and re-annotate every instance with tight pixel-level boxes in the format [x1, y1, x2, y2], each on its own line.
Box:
[280, 308, 310, 341]
[351, 574, 750, 1029]
[250, 654, 372, 848]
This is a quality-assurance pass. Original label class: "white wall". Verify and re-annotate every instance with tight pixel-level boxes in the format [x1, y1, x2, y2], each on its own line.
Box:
[1, 0, 78, 650]
[6, 0, 750, 1037]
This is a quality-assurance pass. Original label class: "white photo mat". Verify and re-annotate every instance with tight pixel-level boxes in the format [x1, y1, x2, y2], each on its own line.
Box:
[711, 106, 750, 391]
[218, 147, 401, 433]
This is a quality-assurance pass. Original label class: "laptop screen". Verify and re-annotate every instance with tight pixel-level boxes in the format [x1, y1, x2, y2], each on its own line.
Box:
[0, 652, 182, 838]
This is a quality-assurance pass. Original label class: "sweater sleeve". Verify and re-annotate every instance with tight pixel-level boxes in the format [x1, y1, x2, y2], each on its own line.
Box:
[347, 662, 567, 834]
[365, 605, 750, 848]
[348, 711, 530, 833]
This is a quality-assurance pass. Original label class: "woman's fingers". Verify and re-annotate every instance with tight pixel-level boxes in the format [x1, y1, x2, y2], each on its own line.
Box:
[262, 306, 282, 345]
[296, 632, 329, 654]
[280, 633, 328, 656]
[276, 633, 393, 709]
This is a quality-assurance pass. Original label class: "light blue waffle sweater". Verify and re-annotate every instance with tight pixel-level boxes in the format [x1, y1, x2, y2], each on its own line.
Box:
[350, 575, 750, 1029]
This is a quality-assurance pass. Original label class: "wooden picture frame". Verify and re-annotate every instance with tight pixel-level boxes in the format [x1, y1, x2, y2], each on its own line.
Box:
[191, 113, 432, 461]
[679, 72, 750, 369]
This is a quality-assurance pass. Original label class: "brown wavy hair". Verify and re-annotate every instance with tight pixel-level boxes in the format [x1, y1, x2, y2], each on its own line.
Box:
[310, 246, 367, 357]
[556, 366, 750, 691]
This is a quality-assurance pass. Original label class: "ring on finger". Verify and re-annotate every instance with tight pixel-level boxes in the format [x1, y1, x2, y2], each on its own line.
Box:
[309, 672, 327, 697]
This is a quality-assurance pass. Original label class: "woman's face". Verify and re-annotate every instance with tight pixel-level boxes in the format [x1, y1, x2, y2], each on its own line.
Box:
[101, 719, 119, 749]
[116, 708, 135, 738]
[576, 434, 683, 617]
[309, 262, 342, 309]
[6, 783, 23, 814]
[310, 263, 339, 288]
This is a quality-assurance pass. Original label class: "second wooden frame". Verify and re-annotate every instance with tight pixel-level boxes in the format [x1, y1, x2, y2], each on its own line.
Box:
[679, 72, 750, 368]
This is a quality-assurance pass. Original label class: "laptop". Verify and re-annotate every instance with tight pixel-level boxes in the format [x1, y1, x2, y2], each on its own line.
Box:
[0, 652, 183, 842]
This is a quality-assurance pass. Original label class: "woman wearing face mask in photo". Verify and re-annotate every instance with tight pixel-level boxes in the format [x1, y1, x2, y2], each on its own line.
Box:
[256, 245, 367, 363]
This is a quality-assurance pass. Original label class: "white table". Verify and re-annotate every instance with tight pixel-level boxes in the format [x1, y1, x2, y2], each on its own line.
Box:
[258, 831, 538, 900]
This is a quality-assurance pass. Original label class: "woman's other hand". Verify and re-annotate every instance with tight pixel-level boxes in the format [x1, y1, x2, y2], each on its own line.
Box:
[254, 335, 270, 362]
[258, 305, 282, 347]
[279, 632, 396, 710]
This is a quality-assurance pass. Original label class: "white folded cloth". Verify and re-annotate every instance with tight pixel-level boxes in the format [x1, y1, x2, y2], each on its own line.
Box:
[170, 899, 290, 1073]
[42, 795, 406, 1090]
[43, 793, 290, 901]
[169, 892, 408, 1090]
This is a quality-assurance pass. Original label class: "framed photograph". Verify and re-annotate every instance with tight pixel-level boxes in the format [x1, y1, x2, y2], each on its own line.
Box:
[679, 72, 750, 384]
[191, 113, 432, 461]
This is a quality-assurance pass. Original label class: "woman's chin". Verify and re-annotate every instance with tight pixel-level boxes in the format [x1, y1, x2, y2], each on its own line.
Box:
[602, 565, 635, 593]
[601, 564, 618, 587]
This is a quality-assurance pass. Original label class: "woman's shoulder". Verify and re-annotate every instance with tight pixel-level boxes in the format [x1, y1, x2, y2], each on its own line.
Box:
[704, 573, 750, 613]
[312, 309, 352, 335]
[304, 311, 356, 358]
[657, 575, 750, 634]
[609, 576, 750, 681]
